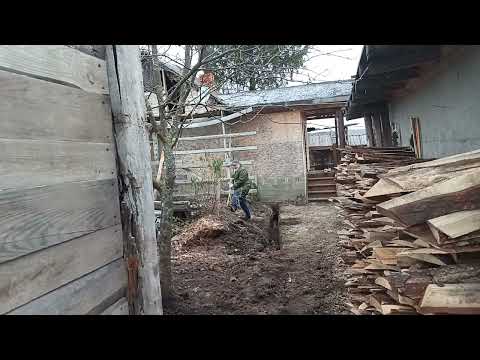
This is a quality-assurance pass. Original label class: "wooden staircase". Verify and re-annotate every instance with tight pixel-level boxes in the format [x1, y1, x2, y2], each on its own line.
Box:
[307, 171, 337, 202]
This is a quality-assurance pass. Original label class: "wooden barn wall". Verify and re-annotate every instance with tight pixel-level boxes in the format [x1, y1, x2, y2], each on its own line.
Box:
[0, 45, 128, 315]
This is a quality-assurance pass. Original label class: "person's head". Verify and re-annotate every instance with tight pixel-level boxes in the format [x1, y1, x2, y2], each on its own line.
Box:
[231, 160, 240, 170]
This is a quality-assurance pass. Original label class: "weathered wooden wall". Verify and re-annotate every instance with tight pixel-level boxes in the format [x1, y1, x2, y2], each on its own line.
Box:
[0, 45, 128, 315]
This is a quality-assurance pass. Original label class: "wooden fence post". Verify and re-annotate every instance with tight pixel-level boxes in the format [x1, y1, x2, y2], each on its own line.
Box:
[105, 45, 163, 315]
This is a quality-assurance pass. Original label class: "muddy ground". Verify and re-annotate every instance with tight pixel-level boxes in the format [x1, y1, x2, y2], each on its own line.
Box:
[164, 202, 350, 315]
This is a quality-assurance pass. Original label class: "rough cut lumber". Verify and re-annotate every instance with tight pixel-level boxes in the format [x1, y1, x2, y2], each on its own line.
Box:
[0, 45, 108, 94]
[373, 247, 411, 265]
[0, 139, 116, 191]
[0, 179, 120, 263]
[106, 45, 162, 315]
[363, 179, 405, 199]
[67, 45, 106, 60]
[0, 69, 111, 142]
[382, 264, 480, 302]
[101, 297, 129, 315]
[420, 283, 480, 314]
[8, 258, 126, 315]
[377, 169, 480, 226]
[427, 210, 480, 241]
[0, 225, 123, 314]
[379, 148, 480, 192]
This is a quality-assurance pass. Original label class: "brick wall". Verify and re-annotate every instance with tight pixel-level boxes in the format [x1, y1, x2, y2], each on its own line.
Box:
[229, 111, 306, 202]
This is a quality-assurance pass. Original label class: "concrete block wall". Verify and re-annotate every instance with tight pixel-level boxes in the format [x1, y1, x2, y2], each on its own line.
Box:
[389, 46, 480, 159]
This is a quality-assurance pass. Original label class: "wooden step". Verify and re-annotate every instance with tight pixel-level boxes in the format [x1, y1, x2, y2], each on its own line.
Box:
[308, 176, 335, 181]
[308, 197, 331, 202]
[308, 190, 337, 195]
[308, 183, 337, 188]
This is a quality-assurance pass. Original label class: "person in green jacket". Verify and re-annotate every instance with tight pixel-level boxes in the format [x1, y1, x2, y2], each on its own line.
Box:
[229, 160, 252, 220]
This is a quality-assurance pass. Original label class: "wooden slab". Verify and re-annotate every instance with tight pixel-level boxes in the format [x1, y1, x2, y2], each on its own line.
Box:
[0, 225, 122, 314]
[427, 210, 480, 240]
[0, 139, 116, 190]
[378, 149, 480, 192]
[377, 169, 480, 227]
[363, 178, 405, 199]
[0, 179, 120, 263]
[0, 69, 111, 142]
[101, 297, 129, 315]
[0, 45, 108, 94]
[420, 283, 480, 314]
[8, 259, 126, 315]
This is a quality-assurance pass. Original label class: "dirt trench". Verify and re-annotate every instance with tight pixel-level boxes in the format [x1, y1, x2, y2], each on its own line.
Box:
[164, 202, 350, 315]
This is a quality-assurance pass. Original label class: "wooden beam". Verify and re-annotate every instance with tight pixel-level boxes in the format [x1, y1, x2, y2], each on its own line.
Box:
[106, 45, 162, 315]
[380, 109, 393, 147]
[173, 145, 257, 155]
[371, 113, 383, 148]
[364, 113, 375, 147]
[177, 131, 256, 141]
[336, 110, 345, 148]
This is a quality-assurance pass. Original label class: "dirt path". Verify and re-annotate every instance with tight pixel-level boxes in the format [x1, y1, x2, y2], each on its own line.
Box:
[164, 202, 349, 315]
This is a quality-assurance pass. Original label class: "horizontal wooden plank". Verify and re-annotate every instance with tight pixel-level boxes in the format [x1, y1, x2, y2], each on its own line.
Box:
[67, 46, 106, 60]
[0, 179, 121, 263]
[152, 160, 254, 169]
[8, 258, 126, 315]
[0, 45, 108, 94]
[0, 224, 123, 314]
[0, 69, 112, 142]
[420, 283, 480, 314]
[101, 297, 129, 315]
[177, 131, 256, 141]
[0, 139, 116, 190]
[173, 145, 257, 155]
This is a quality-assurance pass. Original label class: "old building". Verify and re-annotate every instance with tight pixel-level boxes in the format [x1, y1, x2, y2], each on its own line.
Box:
[346, 45, 480, 159]
[170, 80, 353, 202]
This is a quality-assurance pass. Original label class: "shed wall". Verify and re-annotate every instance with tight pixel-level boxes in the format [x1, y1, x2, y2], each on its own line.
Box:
[389, 46, 480, 159]
[0, 45, 127, 315]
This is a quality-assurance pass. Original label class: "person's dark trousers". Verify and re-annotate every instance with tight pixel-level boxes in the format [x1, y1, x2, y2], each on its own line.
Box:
[239, 194, 251, 219]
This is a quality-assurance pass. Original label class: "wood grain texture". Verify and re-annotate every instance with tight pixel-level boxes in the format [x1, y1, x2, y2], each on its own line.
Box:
[0, 224, 123, 314]
[101, 297, 129, 315]
[420, 283, 480, 314]
[377, 169, 480, 226]
[8, 258, 126, 315]
[0, 69, 112, 142]
[427, 210, 480, 240]
[67, 46, 106, 60]
[0, 45, 108, 94]
[0, 179, 121, 263]
[0, 139, 116, 190]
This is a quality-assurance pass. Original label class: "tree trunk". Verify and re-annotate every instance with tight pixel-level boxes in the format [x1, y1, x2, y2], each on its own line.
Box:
[249, 77, 257, 91]
[158, 141, 175, 303]
[105, 45, 163, 315]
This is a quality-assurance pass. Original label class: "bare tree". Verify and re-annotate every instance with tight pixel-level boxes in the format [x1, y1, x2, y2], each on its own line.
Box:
[143, 44, 314, 303]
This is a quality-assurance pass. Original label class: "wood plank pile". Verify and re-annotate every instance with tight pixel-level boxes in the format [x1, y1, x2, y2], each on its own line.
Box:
[333, 147, 480, 315]
[340, 146, 420, 166]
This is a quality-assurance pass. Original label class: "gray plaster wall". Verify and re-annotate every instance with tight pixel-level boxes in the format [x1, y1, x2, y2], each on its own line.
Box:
[389, 46, 480, 159]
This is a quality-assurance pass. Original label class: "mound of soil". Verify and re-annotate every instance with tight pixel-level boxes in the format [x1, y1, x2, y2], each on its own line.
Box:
[172, 202, 273, 255]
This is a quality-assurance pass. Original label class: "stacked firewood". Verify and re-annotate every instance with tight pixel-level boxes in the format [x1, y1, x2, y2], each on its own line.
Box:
[333, 147, 480, 315]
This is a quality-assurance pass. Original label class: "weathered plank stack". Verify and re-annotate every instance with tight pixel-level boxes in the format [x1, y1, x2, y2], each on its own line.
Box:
[334, 147, 480, 315]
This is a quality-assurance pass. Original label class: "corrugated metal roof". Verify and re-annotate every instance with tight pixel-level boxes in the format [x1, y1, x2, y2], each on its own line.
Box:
[213, 80, 353, 108]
